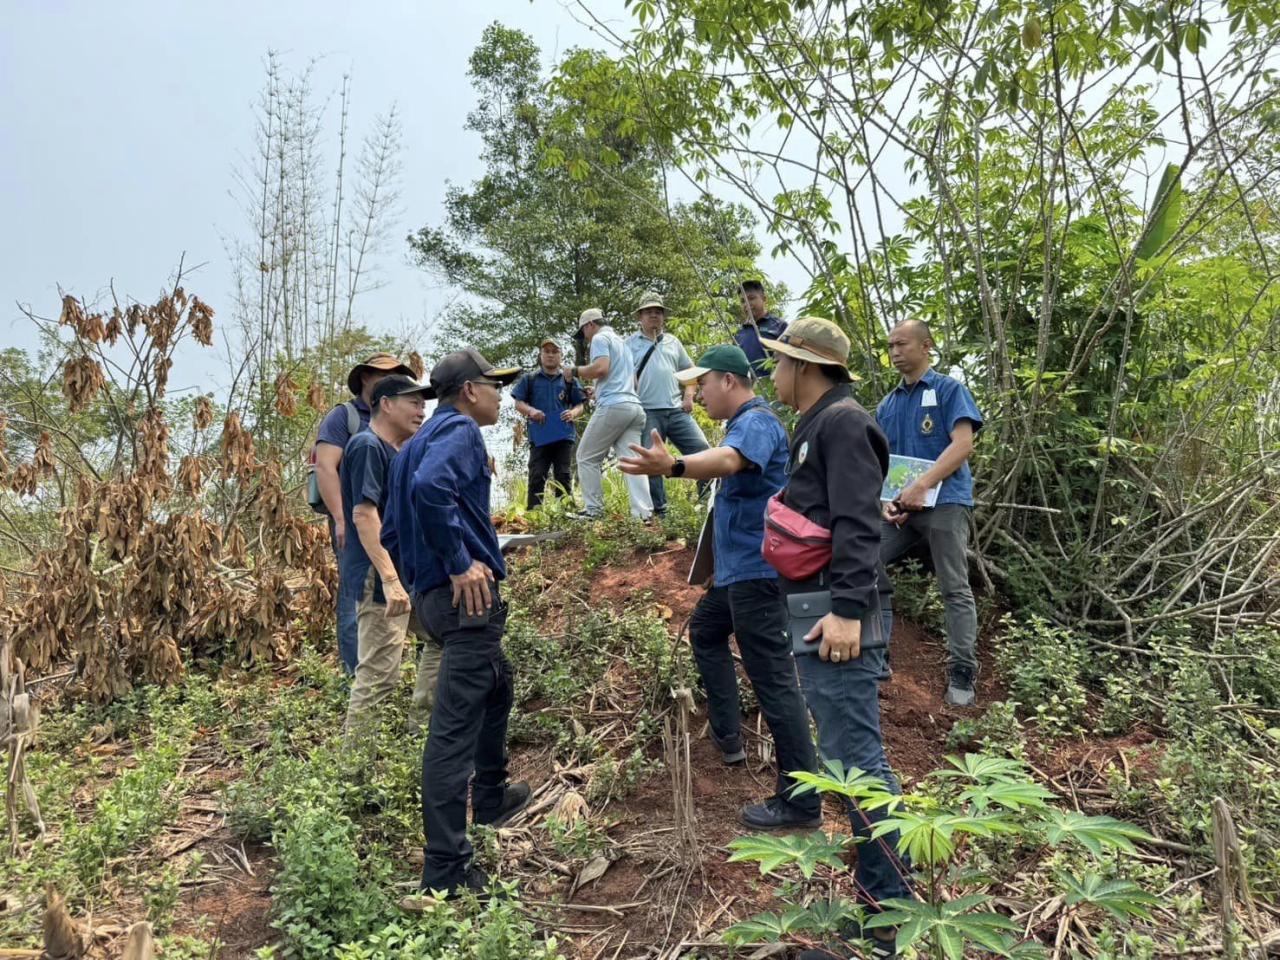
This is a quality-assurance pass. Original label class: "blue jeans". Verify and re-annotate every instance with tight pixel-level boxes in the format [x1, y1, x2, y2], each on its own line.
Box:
[332, 526, 358, 676]
[643, 408, 709, 514]
[795, 643, 913, 907]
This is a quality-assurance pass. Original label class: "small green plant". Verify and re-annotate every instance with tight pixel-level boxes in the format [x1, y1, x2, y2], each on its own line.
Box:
[270, 802, 392, 958]
[995, 615, 1089, 739]
[545, 814, 611, 861]
[333, 893, 564, 960]
[724, 754, 1157, 959]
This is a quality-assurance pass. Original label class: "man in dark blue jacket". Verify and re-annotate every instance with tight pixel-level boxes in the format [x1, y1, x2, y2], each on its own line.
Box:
[381, 347, 530, 899]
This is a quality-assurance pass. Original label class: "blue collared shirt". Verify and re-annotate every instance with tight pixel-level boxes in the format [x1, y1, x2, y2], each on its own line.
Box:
[381, 405, 505, 594]
[338, 430, 397, 603]
[875, 368, 983, 506]
[625, 331, 694, 410]
[510, 369, 586, 447]
[734, 314, 788, 375]
[714, 397, 789, 586]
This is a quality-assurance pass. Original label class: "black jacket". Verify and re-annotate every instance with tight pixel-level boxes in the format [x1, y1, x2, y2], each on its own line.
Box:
[779, 384, 889, 619]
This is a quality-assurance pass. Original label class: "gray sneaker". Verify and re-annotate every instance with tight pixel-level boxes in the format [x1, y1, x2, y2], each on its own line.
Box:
[944, 665, 976, 708]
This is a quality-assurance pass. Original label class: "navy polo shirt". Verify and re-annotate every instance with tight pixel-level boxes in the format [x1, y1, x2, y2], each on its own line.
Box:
[380, 404, 505, 595]
[338, 430, 397, 604]
[734, 314, 788, 375]
[510, 369, 585, 447]
[316, 397, 371, 450]
[714, 397, 789, 586]
[875, 368, 983, 506]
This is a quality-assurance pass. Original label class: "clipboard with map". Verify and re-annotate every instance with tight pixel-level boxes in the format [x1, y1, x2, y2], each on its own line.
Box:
[881, 454, 942, 508]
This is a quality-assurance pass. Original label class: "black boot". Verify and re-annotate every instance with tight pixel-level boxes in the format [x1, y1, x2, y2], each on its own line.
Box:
[474, 781, 532, 827]
[739, 796, 822, 830]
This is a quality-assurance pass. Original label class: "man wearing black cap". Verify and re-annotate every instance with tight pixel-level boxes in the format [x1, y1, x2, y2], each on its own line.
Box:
[511, 338, 586, 510]
[380, 348, 532, 899]
[339, 375, 438, 741]
[313, 351, 415, 674]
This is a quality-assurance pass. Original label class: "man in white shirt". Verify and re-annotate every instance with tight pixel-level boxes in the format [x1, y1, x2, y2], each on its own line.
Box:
[567, 308, 655, 520]
[626, 292, 709, 515]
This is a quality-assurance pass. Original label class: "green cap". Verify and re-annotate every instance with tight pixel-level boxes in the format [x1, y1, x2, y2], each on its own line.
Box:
[676, 344, 753, 383]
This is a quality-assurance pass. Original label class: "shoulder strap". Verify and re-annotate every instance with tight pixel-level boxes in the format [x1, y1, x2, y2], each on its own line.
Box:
[344, 401, 359, 435]
[634, 333, 663, 383]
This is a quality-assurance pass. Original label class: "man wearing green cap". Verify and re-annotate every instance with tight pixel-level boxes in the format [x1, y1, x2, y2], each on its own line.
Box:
[625, 291, 710, 515]
[619, 345, 820, 830]
[761, 317, 911, 958]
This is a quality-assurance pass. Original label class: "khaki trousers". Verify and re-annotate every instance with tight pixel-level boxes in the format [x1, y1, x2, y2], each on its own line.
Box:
[344, 568, 443, 741]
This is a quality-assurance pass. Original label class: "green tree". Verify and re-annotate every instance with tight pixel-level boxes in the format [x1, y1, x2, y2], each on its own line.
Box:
[408, 22, 764, 366]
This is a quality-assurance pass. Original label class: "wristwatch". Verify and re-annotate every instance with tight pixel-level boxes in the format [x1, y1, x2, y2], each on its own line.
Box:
[670, 458, 687, 478]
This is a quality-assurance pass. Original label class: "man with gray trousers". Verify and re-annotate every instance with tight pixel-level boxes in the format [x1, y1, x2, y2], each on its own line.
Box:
[567, 308, 654, 520]
[626, 291, 709, 515]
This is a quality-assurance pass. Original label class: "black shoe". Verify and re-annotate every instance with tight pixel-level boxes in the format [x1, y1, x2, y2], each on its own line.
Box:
[878, 664, 894, 682]
[417, 863, 502, 902]
[739, 796, 822, 830]
[473, 781, 532, 827]
[944, 665, 976, 708]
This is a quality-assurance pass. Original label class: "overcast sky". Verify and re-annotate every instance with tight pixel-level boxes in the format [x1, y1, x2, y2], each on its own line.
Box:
[1, 0, 821, 390]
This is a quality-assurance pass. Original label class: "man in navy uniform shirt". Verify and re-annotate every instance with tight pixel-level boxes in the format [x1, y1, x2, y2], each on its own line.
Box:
[876, 319, 984, 708]
[381, 348, 530, 899]
[620, 345, 820, 830]
[313, 351, 415, 673]
[734, 280, 788, 377]
[337, 374, 438, 741]
[511, 339, 586, 510]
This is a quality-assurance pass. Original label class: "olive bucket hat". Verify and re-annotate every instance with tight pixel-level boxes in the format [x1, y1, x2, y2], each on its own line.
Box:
[759, 316, 857, 382]
[633, 291, 666, 314]
[347, 352, 416, 396]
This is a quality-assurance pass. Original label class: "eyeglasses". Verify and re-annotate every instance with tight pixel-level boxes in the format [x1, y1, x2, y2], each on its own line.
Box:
[468, 378, 503, 390]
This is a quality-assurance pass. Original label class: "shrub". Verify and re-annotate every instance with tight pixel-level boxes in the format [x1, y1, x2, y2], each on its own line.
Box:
[270, 802, 392, 959]
[332, 895, 563, 960]
[995, 615, 1088, 739]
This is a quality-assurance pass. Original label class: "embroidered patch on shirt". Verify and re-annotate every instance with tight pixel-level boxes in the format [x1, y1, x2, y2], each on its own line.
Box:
[920, 413, 935, 435]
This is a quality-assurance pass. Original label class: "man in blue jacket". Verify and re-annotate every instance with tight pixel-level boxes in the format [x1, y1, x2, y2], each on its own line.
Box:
[381, 347, 530, 899]
[735, 280, 787, 377]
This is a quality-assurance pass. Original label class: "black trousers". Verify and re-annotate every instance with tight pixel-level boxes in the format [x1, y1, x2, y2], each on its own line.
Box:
[688, 578, 820, 814]
[527, 439, 574, 510]
[413, 584, 513, 893]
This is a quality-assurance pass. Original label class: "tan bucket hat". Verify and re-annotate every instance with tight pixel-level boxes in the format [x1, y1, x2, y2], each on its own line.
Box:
[633, 291, 666, 314]
[347, 352, 415, 395]
[759, 316, 857, 382]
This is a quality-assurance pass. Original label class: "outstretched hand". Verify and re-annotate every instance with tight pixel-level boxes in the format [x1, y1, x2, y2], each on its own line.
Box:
[618, 429, 674, 477]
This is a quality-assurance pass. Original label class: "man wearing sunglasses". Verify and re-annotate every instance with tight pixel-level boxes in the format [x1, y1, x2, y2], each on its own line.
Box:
[381, 348, 531, 900]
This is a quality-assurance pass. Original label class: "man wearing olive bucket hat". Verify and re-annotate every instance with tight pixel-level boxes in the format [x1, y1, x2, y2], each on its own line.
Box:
[311, 352, 415, 674]
[760, 317, 912, 958]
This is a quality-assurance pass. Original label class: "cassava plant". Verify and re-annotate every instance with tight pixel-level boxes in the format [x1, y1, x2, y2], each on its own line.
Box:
[725, 754, 1157, 958]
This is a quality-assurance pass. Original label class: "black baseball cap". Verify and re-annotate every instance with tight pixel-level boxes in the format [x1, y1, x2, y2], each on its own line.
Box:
[370, 374, 435, 410]
[429, 348, 521, 397]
